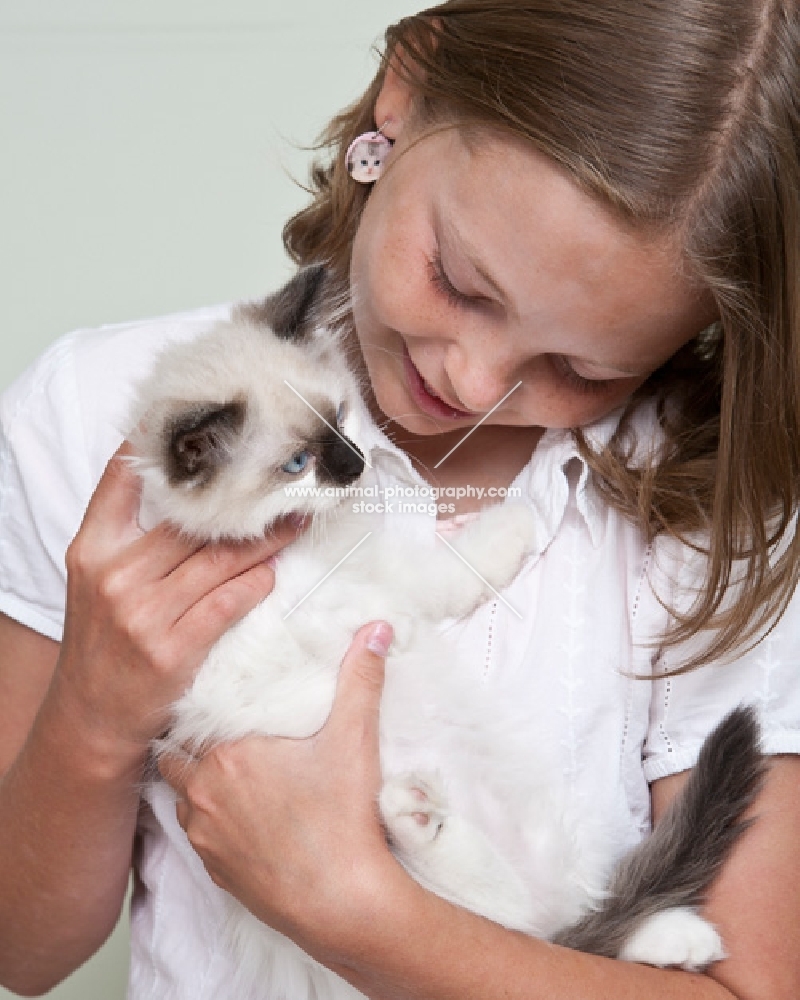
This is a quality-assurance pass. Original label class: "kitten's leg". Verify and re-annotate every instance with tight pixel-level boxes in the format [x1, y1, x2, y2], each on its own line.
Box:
[161, 608, 338, 753]
[385, 504, 536, 621]
[379, 774, 534, 933]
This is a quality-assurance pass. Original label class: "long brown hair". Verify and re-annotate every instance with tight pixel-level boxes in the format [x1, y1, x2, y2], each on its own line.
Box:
[284, 0, 800, 671]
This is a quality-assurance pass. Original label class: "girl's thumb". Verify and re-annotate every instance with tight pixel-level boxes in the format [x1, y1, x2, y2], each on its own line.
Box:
[329, 621, 393, 733]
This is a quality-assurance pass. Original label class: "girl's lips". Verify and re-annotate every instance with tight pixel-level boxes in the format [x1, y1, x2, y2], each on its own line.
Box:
[402, 346, 477, 420]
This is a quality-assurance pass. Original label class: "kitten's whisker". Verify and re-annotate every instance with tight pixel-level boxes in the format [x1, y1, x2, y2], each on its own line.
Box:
[308, 507, 332, 547]
[282, 380, 372, 469]
[363, 344, 406, 362]
[378, 407, 464, 439]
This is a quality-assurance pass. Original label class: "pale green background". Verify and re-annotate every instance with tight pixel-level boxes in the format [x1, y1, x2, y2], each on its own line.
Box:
[0, 2, 419, 997]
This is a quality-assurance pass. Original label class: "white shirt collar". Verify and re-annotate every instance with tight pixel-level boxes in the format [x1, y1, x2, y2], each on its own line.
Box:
[342, 399, 625, 552]
[529, 408, 624, 550]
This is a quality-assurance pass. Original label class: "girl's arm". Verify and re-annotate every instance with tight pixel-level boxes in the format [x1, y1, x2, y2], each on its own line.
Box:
[0, 445, 303, 995]
[162, 634, 800, 1000]
[0, 613, 143, 995]
[651, 760, 800, 1000]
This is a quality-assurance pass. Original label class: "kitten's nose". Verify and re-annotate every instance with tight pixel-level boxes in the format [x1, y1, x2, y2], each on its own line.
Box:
[318, 433, 365, 486]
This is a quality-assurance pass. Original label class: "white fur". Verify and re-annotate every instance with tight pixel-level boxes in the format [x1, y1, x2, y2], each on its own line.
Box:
[129, 311, 365, 539]
[132, 305, 725, 999]
[618, 908, 726, 971]
[156, 500, 611, 997]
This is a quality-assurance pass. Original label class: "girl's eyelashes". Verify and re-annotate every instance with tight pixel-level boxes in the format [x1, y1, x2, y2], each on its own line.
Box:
[427, 247, 477, 309]
[551, 355, 616, 394]
[426, 252, 625, 397]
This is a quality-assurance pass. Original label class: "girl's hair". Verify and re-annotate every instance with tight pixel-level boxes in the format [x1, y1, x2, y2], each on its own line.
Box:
[284, 0, 800, 671]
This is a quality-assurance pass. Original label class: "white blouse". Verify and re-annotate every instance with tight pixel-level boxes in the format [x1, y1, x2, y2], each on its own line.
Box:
[2, 307, 799, 1000]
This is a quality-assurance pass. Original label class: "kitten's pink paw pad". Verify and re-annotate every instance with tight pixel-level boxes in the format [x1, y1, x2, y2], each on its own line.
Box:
[379, 774, 448, 852]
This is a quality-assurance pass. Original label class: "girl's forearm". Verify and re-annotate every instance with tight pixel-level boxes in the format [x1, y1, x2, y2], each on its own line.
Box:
[0, 674, 145, 996]
[317, 868, 737, 1000]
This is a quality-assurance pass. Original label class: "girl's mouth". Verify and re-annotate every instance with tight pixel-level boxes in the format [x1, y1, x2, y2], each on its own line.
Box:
[402, 345, 477, 420]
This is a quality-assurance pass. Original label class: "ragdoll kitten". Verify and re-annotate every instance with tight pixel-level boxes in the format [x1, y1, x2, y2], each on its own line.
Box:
[130, 265, 765, 1000]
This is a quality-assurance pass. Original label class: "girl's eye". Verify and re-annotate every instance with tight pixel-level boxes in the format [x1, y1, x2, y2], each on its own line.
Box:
[427, 248, 474, 309]
[281, 450, 312, 474]
[552, 356, 615, 394]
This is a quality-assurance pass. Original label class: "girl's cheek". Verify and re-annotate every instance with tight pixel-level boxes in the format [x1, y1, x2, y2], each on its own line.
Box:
[567, 385, 644, 426]
[517, 375, 644, 429]
[358, 215, 441, 332]
[366, 272, 437, 345]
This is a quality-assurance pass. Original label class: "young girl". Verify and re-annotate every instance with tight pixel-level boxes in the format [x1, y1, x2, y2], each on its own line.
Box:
[1, 2, 799, 998]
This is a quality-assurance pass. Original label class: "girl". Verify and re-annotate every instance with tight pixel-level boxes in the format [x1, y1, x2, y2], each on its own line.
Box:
[1, 2, 799, 998]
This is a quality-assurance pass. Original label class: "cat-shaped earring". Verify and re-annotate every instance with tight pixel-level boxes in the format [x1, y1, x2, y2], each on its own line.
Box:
[345, 121, 393, 183]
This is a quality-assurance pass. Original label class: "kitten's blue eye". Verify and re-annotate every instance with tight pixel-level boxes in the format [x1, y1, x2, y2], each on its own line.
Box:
[281, 450, 311, 474]
[336, 402, 346, 426]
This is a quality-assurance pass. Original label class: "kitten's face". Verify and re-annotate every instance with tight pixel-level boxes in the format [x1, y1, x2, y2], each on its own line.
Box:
[130, 266, 367, 540]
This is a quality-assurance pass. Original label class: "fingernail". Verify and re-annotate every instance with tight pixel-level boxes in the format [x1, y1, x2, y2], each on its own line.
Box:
[366, 622, 393, 657]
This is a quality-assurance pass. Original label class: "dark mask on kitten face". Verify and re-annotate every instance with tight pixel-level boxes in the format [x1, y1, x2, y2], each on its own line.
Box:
[166, 398, 364, 493]
[130, 265, 367, 540]
[167, 398, 248, 488]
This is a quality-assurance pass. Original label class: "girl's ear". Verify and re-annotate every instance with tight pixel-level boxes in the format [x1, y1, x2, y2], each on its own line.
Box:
[374, 50, 418, 141]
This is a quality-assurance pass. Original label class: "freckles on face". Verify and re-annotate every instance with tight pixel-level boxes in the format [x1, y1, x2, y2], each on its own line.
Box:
[349, 127, 715, 434]
[474, 342, 656, 432]
[350, 180, 451, 425]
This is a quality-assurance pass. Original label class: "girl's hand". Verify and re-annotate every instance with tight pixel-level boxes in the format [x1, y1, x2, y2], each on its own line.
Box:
[53, 441, 307, 761]
[158, 621, 400, 960]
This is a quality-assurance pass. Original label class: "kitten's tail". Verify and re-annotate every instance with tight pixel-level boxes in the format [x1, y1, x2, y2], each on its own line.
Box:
[553, 705, 766, 958]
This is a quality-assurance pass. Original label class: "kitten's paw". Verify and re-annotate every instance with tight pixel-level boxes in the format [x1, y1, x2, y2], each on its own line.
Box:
[379, 774, 449, 853]
[618, 908, 726, 971]
[454, 504, 537, 590]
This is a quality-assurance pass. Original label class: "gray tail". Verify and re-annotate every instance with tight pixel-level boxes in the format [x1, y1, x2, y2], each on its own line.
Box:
[553, 705, 765, 958]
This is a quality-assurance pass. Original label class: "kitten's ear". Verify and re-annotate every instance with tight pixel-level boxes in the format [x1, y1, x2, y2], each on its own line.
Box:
[239, 264, 327, 340]
[167, 400, 246, 486]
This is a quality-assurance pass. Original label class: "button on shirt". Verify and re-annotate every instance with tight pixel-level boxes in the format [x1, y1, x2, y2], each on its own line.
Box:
[2, 306, 799, 1000]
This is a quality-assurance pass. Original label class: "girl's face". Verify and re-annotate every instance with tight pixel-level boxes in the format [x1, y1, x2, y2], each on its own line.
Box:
[350, 126, 716, 436]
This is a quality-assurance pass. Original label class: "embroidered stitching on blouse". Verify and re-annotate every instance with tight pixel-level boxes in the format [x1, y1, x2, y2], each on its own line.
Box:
[655, 650, 675, 755]
[620, 541, 654, 762]
[559, 513, 587, 788]
[483, 600, 498, 677]
[629, 542, 653, 628]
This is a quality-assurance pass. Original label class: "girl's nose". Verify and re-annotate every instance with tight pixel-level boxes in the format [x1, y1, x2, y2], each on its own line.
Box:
[443, 344, 519, 414]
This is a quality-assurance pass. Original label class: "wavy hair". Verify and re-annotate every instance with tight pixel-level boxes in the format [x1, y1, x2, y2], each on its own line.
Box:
[284, 0, 800, 671]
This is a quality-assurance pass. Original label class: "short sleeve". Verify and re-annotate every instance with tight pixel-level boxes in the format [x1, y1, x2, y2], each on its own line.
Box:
[0, 305, 230, 643]
[642, 534, 800, 782]
[0, 334, 96, 640]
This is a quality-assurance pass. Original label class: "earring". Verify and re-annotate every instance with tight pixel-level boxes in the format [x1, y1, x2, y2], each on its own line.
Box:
[345, 122, 393, 184]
